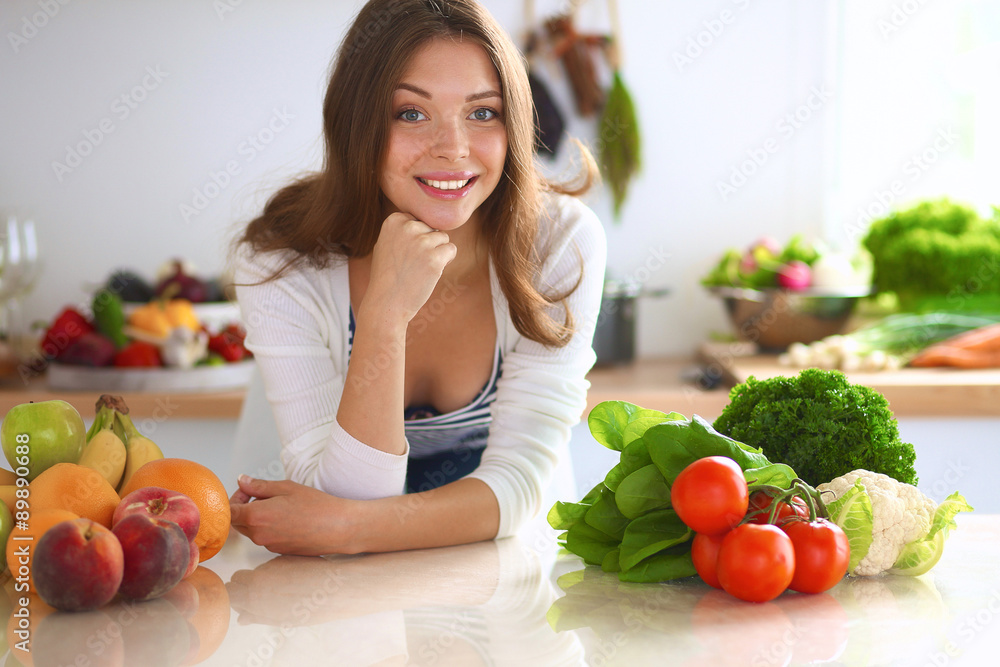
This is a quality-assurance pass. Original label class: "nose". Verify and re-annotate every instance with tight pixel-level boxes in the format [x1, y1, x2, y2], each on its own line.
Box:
[432, 118, 469, 161]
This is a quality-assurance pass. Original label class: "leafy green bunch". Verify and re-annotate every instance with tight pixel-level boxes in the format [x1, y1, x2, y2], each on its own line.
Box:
[549, 403, 799, 583]
[862, 199, 1000, 308]
[712, 368, 917, 487]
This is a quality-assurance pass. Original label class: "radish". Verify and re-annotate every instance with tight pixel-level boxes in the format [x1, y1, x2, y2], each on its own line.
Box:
[777, 261, 811, 290]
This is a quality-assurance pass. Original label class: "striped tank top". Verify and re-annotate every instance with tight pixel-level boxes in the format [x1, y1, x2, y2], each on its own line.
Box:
[348, 308, 500, 459]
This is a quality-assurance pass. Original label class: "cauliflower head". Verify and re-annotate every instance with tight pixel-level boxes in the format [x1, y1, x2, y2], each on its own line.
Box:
[819, 469, 936, 576]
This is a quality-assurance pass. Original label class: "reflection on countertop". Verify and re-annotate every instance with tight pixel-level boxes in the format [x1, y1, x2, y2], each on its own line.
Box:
[5, 514, 1000, 666]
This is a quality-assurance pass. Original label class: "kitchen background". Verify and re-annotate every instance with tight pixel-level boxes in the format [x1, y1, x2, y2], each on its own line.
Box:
[1, 1, 998, 509]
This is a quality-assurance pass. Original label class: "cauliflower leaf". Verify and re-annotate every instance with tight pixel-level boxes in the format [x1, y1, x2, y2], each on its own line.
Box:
[889, 492, 974, 576]
[825, 478, 874, 572]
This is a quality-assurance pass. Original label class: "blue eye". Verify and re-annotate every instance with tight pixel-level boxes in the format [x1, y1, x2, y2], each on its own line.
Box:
[470, 108, 498, 121]
[399, 108, 425, 122]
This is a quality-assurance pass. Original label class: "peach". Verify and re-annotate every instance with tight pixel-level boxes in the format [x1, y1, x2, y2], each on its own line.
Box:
[112, 514, 190, 601]
[183, 539, 200, 579]
[33, 518, 123, 612]
[114, 486, 201, 542]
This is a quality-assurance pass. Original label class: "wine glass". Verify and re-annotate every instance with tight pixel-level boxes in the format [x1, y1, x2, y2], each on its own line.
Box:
[1, 217, 42, 361]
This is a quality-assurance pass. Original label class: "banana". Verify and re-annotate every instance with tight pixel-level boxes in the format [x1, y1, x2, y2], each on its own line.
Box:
[115, 409, 164, 492]
[78, 407, 127, 489]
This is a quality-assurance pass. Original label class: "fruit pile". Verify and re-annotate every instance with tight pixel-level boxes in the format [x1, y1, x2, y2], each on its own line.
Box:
[38, 263, 250, 370]
[0, 396, 231, 615]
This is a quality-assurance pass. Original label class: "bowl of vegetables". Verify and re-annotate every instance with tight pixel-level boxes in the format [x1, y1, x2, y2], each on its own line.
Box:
[702, 236, 872, 351]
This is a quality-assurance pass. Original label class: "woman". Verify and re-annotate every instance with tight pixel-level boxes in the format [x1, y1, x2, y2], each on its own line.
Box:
[230, 0, 606, 555]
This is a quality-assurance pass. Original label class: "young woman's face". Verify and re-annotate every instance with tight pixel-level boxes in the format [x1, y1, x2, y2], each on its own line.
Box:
[381, 38, 508, 233]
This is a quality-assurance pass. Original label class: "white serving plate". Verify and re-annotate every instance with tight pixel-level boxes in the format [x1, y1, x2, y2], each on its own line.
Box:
[46, 360, 255, 392]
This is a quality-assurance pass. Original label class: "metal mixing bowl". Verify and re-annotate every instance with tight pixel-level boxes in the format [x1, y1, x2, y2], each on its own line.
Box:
[709, 286, 870, 351]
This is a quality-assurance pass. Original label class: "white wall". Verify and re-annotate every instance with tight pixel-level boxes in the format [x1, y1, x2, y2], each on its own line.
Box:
[1, 0, 834, 357]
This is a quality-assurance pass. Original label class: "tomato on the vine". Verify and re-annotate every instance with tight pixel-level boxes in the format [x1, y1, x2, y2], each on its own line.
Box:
[746, 490, 809, 525]
[781, 518, 850, 594]
[691, 532, 727, 589]
[716, 523, 795, 602]
[671, 456, 749, 535]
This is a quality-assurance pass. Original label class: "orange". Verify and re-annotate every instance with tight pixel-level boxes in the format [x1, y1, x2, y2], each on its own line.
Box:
[28, 463, 119, 529]
[119, 458, 231, 562]
[5, 507, 78, 593]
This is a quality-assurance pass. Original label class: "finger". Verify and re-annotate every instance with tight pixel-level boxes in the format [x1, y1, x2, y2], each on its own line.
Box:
[230, 487, 252, 505]
[237, 474, 279, 500]
[229, 499, 247, 526]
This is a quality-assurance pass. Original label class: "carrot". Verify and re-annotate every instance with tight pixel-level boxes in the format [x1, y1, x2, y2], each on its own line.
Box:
[909, 345, 1000, 368]
[933, 323, 1000, 352]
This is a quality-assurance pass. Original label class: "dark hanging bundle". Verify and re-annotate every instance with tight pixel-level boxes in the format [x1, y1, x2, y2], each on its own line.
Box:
[524, 30, 566, 157]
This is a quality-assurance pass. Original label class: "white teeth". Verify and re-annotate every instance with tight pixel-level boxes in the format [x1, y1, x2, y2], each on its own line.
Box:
[421, 178, 471, 190]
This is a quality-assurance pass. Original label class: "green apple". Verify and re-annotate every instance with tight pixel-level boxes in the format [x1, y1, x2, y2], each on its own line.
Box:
[1, 400, 86, 481]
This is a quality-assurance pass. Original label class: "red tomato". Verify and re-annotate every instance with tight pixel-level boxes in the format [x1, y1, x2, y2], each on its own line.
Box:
[691, 532, 727, 589]
[671, 456, 749, 535]
[781, 519, 850, 594]
[717, 524, 795, 602]
[746, 491, 809, 525]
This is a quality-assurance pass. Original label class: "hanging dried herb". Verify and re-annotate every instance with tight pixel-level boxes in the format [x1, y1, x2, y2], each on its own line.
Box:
[599, 70, 641, 219]
[599, 0, 641, 220]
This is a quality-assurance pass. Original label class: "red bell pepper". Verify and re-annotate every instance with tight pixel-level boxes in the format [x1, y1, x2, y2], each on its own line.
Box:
[39, 307, 94, 361]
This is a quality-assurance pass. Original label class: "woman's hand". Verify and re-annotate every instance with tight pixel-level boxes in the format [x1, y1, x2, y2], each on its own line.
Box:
[229, 475, 363, 556]
[364, 211, 456, 325]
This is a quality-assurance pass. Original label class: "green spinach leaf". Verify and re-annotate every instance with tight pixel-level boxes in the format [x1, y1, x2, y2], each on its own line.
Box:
[566, 521, 619, 566]
[619, 509, 692, 571]
[585, 488, 630, 540]
[615, 464, 672, 519]
[743, 463, 798, 488]
[547, 501, 591, 531]
[604, 438, 653, 491]
[617, 549, 697, 583]
[646, 415, 771, 483]
[602, 548, 621, 573]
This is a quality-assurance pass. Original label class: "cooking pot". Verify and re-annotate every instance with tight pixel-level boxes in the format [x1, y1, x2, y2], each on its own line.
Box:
[592, 280, 670, 366]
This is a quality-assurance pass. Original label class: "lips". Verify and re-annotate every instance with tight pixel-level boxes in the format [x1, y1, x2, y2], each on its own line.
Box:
[414, 174, 478, 199]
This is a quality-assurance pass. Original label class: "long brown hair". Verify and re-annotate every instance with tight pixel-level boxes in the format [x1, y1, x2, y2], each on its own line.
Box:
[238, 0, 596, 346]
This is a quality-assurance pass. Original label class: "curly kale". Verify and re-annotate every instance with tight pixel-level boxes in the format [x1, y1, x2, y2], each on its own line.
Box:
[862, 199, 1000, 306]
[712, 368, 918, 487]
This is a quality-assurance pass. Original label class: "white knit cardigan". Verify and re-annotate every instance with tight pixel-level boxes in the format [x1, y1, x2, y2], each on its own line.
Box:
[234, 193, 607, 537]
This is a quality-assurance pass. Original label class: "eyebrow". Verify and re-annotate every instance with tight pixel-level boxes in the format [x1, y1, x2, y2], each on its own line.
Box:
[395, 82, 502, 103]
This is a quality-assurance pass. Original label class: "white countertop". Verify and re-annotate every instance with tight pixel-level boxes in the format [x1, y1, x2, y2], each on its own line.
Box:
[8, 514, 999, 666]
